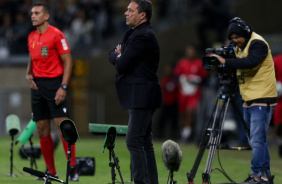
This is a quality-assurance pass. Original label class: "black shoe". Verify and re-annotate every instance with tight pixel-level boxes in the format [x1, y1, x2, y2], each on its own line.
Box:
[260, 175, 274, 184]
[69, 166, 79, 181]
[240, 175, 260, 184]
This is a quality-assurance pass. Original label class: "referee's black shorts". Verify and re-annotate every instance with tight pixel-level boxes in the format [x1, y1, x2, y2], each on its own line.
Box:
[31, 77, 69, 122]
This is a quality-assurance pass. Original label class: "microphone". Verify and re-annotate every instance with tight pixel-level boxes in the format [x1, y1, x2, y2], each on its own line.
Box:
[103, 126, 117, 152]
[162, 140, 182, 172]
[23, 167, 65, 183]
[16, 119, 36, 145]
[6, 114, 21, 136]
[60, 119, 79, 145]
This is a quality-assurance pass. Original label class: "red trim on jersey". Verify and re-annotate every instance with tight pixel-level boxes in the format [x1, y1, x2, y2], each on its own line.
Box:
[28, 25, 71, 78]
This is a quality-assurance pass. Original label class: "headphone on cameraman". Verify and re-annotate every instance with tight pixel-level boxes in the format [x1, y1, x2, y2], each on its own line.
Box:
[229, 17, 252, 35]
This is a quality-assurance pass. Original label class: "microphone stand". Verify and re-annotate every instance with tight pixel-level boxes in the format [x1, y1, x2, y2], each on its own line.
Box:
[44, 174, 51, 184]
[107, 144, 124, 184]
[65, 144, 72, 184]
[169, 169, 177, 184]
[6, 134, 17, 177]
[28, 134, 38, 170]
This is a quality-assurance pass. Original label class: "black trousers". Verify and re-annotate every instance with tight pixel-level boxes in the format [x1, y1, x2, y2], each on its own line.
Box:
[126, 108, 159, 184]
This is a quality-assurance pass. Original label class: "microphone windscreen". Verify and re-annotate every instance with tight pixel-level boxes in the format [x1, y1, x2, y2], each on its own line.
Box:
[60, 119, 79, 145]
[16, 119, 36, 145]
[162, 140, 182, 172]
[103, 126, 117, 152]
[6, 114, 21, 136]
[23, 167, 45, 178]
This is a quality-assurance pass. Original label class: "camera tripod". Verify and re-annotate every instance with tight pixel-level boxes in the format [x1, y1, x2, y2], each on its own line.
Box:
[187, 86, 251, 184]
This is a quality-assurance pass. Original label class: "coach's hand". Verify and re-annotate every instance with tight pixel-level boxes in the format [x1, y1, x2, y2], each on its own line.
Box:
[115, 44, 121, 54]
[26, 74, 38, 90]
[55, 88, 66, 105]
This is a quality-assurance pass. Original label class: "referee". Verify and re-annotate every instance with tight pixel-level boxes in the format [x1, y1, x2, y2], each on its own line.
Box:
[26, 2, 78, 181]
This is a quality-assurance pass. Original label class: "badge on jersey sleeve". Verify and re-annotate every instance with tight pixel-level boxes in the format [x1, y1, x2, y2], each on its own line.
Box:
[61, 39, 69, 50]
[41, 47, 48, 57]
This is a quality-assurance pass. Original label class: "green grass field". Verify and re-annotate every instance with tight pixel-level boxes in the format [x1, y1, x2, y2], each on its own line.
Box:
[0, 136, 281, 184]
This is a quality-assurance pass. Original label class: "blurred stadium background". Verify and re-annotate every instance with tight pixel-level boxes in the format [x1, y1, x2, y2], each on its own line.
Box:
[0, 0, 282, 138]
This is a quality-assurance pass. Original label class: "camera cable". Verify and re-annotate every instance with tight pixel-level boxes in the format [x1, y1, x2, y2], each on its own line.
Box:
[210, 148, 236, 184]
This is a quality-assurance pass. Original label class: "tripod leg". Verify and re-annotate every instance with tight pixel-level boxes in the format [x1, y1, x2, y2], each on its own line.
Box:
[117, 167, 124, 184]
[108, 149, 116, 184]
[111, 163, 116, 184]
[187, 128, 211, 182]
[187, 97, 221, 183]
[44, 175, 51, 184]
[111, 149, 124, 184]
[203, 97, 230, 183]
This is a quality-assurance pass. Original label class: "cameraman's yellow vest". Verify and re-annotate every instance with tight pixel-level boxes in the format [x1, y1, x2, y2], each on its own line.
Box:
[236, 32, 277, 101]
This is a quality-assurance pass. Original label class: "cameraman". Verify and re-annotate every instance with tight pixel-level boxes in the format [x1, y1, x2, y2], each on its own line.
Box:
[211, 17, 277, 184]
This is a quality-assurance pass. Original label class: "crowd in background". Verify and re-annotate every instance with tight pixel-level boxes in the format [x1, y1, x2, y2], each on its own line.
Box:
[0, 0, 116, 56]
[0, 0, 235, 58]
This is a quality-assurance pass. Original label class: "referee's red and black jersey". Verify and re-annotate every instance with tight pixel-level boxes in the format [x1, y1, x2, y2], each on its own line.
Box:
[28, 25, 70, 78]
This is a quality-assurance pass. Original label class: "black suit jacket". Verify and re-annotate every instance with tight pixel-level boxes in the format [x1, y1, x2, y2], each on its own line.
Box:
[109, 21, 162, 109]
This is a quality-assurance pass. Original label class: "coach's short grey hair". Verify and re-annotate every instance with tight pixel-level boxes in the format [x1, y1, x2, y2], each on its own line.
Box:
[132, 0, 152, 21]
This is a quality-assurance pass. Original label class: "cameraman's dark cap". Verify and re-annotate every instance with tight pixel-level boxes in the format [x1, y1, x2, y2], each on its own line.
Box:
[227, 22, 245, 40]
[227, 17, 252, 40]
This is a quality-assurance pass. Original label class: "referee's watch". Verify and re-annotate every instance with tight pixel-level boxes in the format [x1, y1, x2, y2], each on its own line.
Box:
[61, 84, 67, 90]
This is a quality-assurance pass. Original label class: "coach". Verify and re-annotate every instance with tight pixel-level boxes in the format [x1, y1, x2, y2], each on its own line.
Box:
[109, 0, 162, 183]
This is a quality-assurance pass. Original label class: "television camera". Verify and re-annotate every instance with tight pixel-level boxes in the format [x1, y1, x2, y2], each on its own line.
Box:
[202, 42, 237, 94]
[202, 41, 236, 70]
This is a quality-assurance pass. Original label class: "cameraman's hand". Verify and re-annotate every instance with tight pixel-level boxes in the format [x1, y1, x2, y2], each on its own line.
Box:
[210, 54, 226, 67]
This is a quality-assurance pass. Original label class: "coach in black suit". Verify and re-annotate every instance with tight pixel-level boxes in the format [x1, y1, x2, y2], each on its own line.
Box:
[109, 0, 162, 183]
